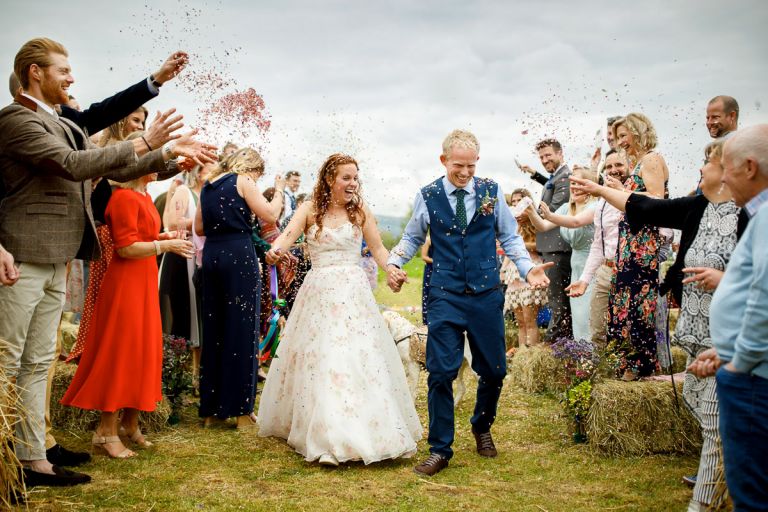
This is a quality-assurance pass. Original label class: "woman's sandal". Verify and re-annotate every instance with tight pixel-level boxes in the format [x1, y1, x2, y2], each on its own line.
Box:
[92, 434, 137, 459]
[119, 426, 153, 448]
[236, 414, 258, 430]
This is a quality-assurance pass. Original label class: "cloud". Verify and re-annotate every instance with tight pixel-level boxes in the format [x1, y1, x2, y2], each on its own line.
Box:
[2, 0, 767, 215]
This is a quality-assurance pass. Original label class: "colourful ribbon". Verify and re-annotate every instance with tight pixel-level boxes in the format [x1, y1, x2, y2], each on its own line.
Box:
[259, 265, 284, 361]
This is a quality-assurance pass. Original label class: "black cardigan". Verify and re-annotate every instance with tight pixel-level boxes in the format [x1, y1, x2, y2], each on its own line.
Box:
[624, 193, 749, 305]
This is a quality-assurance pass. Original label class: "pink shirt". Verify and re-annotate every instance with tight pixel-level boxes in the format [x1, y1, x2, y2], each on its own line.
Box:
[580, 198, 622, 283]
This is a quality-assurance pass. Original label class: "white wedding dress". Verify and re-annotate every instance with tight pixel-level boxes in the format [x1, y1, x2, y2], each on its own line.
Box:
[258, 222, 423, 464]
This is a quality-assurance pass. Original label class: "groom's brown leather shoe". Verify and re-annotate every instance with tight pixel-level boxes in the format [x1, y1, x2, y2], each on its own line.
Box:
[472, 428, 498, 457]
[413, 453, 449, 476]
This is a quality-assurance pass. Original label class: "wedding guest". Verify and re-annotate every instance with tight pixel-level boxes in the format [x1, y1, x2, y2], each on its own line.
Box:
[705, 96, 739, 139]
[609, 113, 669, 380]
[281, 170, 301, 225]
[520, 138, 573, 342]
[219, 141, 239, 160]
[0, 242, 19, 285]
[500, 189, 547, 348]
[0, 37, 212, 487]
[61, 172, 194, 458]
[68, 107, 149, 363]
[564, 150, 630, 352]
[191, 163, 215, 391]
[259, 153, 422, 466]
[160, 164, 211, 389]
[571, 138, 747, 511]
[526, 166, 598, 342]
[9, 50, 189, 471]
[195, 148, 284, 428]
[688, 124, 768, 511]
[421, 235, 433, 325]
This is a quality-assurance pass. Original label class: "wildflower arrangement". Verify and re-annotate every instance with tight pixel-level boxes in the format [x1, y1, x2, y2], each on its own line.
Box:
[476, 190, 497, 216]
[162, 334, 192, 424]
[551, 337, 600, 442]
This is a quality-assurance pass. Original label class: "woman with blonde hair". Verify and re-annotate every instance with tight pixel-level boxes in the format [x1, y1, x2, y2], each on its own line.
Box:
[606, 113, 670, 380]
[500, 189, 547, 348]
[527, 166, 598, 341]
[195, 148, 284, 428]
[258, 154, 422, 466]
[61, 168, 194, 458]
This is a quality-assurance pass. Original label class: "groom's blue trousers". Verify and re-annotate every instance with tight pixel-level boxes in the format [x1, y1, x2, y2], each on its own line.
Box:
[425, 286, 506, 459]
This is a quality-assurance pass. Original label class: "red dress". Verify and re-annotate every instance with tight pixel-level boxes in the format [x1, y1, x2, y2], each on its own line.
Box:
[61, 189, 163, 412]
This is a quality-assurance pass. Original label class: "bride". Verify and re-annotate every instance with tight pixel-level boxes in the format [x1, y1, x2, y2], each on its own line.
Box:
[258, 153, 423, 466]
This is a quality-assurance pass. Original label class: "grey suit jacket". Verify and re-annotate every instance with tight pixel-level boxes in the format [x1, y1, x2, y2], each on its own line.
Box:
[0, 95, 171, 263]
[536, 164, 572, 253]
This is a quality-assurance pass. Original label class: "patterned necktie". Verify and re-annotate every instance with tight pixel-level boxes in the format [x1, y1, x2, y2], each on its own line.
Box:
[289, 193, 297, 211]
[454, 189, 468, 230]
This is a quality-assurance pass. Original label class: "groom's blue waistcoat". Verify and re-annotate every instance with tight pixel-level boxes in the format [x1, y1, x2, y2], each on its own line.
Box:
[422, 177, 500, 294]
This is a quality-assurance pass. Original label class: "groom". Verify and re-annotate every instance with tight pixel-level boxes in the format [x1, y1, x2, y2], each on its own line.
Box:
[387, 129, 552, 476]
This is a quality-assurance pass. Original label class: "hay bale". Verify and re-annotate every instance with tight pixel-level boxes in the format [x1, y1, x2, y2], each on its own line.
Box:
[507, 345, 567, 394]
[50, 362, 170, 434]
[1, 341, 24, 507]
[669, 346, 688, 375]
[59, 319, 79, 354]
[587, 379, 701, 456]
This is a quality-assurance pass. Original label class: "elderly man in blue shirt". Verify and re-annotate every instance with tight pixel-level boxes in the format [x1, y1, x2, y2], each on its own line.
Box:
[387, 129, 551, 476]
[688, 124, 768, 511]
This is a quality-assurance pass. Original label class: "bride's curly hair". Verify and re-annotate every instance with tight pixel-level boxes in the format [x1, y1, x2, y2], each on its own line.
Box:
[312, 153, 365, 238]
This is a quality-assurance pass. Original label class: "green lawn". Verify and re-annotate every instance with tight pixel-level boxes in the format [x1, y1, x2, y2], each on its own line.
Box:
[26, 258, 698, 511]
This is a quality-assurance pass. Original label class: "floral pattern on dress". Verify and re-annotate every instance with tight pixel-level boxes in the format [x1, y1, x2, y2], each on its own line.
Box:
[607, 170, 667, 377]
[258, 222, 423, 464]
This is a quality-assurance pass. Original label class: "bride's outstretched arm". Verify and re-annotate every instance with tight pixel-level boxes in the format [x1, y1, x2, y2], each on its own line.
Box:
[361, 203, 391, 271]
[265, 202, 310, 264]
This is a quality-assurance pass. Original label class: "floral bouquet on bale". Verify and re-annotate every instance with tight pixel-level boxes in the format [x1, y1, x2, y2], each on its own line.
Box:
[551, 338, 601, 443]
[162, 334, 193, 424]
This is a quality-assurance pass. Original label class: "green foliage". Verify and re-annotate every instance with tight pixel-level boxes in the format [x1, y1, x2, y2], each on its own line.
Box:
[565, 380, 593, 420]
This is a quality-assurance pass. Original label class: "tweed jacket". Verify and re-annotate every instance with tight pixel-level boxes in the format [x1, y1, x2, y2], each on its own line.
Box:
[0, 94, 171, 263]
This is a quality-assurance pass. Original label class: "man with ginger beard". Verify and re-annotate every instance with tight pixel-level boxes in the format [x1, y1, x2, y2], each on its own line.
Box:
[0, 37, 215, 488]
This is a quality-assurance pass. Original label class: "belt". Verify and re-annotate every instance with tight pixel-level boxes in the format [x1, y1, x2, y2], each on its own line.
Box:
[603, 259, 615, 268]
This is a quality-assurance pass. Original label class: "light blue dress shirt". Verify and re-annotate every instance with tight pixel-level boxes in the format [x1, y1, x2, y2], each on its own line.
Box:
[710, 197, 768, 379]
[388, 176, 535, 279]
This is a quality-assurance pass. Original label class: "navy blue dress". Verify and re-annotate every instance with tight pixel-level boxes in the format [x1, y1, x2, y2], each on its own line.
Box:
[199, 173, 261, 419]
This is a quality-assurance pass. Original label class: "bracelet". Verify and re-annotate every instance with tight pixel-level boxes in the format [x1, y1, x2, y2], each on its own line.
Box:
[141, 136, 152, 152]
[153, 240, 161, 255]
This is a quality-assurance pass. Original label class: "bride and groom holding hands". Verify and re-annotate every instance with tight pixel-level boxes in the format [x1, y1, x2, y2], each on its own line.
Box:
[258, 130, 551, 475]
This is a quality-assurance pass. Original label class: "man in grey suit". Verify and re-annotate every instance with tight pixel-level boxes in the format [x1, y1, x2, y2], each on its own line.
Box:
[0, 37, 215, 487]
[521, 138, 573, 342]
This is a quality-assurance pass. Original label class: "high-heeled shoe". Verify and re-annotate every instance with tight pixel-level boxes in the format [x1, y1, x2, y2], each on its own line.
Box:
[92, 434, 136, 459]
[118, 426, 153, 448]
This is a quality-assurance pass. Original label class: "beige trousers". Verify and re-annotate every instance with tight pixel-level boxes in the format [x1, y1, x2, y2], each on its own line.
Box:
[0, 262, 66, 460]
[589, 263, 613, 352]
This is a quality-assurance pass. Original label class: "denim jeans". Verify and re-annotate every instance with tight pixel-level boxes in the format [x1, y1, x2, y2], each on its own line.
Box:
[716, 366, 768, 511]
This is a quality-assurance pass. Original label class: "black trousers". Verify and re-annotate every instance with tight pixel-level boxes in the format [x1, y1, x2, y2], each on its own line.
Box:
[541, 251, 573, 342]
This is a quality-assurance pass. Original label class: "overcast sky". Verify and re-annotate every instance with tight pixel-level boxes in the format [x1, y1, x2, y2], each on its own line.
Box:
[3, 0, 767, 216]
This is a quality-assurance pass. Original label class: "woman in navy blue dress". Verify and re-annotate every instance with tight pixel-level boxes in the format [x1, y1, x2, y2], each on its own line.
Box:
[194, 148, 285, 428]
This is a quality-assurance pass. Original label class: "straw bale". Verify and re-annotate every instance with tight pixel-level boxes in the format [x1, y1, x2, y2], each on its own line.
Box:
[587, 379, 701, 456]
[1, 341, 25, 507]
[50, 362, 170, 434]
[670, 346, 688, 375]
[507, 345, 568, 394]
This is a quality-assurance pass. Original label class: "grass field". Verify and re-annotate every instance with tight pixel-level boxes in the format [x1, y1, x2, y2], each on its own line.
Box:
[24, 257, 698, 511]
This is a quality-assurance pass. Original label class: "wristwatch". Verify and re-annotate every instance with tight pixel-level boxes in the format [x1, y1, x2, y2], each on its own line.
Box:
[149, 74, 163, 88]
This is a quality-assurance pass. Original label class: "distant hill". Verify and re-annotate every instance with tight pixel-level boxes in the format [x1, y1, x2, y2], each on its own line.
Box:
[376, 214, 405, 236]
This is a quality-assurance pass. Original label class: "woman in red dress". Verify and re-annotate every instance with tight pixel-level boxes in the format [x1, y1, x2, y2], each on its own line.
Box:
[61, 172, 193, 458]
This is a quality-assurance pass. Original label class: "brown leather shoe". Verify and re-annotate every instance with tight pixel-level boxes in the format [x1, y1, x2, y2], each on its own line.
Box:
[413, 453, 449, 476]
[472, 428, 497, 457]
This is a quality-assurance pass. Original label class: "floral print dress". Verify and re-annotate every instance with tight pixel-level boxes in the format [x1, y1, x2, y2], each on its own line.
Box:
[607, 164, 668, 377]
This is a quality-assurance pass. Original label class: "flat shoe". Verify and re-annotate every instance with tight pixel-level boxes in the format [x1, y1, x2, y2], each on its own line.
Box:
[23, 465, 91, 487]
[318, 453, 339, 467]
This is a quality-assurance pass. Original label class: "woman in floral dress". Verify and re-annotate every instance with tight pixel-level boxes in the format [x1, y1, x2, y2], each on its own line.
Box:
[607, 114, 669, 380]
